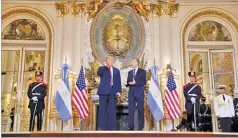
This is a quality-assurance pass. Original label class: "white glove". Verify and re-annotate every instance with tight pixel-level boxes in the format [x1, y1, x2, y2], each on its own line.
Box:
[116, 93, 121, 97]
[32, 96, 38, 101]
[190, 97, 196, 104]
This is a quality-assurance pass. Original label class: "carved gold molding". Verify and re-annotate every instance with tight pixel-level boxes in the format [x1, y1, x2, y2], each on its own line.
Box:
[55, 1, 86, 17]
[182, 9, 238, 81]
[119, 0, 150, 21]
[151, 1, 179, 18]
[85, 0, 108, 21]
[2, 8, 53, 131]
[55, 0, 179, 20]
[2, 43, 47, 48]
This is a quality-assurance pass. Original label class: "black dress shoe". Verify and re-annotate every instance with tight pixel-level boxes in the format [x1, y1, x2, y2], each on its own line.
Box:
[171, 128, 177, 131]
[128, 127, 134, 131]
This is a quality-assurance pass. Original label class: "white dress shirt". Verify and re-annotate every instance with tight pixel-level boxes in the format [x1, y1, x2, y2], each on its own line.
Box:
[214, 94, 235, 118]
[133, 67, 138, 75]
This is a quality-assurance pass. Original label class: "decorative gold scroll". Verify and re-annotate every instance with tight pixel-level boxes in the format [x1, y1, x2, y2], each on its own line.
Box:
[150, 1, 179, 18]
[55, 0, 179, 21]
[55, 0, 86, 17]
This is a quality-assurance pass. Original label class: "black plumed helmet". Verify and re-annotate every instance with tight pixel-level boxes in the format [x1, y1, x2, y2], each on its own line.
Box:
[188, 71, 196, 77]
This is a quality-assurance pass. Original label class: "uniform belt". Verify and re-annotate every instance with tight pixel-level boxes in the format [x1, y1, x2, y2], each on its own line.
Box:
[32, 93, 41, 96]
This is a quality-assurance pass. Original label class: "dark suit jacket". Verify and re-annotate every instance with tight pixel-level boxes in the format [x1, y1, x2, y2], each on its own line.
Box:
[126, 68, 146, 93]
[97, 66, 122, 95]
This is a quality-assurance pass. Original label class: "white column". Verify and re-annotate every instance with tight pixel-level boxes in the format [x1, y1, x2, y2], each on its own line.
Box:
[201, 54, 210, 95]
[152, 18, 160, 67]
[159, 15, 172, 69]
[62, 14, 75, 67]
[48, 16, 63, 131]
[73, 16, 83, 73]
[151, 17, 163, 131]
[54, 16, 64, 71]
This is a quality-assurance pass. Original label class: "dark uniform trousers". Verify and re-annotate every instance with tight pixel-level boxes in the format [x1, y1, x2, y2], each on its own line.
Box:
[220, 117, 232, 132]
[176, 118, 188, 131]
[29, 103, 43, 131]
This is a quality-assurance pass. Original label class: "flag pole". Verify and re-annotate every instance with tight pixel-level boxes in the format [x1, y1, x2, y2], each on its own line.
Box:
[61, 58, 67, 131]
[80, 58, 83, 131]
[168, 64, 176, 131]
[81, 58, 83, 66]
[171, 120, 175, 131]
[65, 57, 67, 64]
[80, 117, 83, 131]
[61, 120, 64, 131]
[153, 58, 160, 131]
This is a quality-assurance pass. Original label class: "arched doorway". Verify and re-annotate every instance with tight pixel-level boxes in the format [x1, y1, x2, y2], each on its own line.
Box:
[182, 9, 238, 132]
[1, 8, 53, 132]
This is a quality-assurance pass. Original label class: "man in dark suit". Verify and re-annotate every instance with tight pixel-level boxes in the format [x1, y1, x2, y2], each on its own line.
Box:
[183, 71, 202, 131]
[125, 58, 146, 130]
[28, 71, 47, 131]
[97, 56, 122, 130]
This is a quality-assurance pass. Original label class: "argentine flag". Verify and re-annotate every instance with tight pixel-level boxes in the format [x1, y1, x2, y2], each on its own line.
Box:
[147, 65, 164, 121]
[55, 79, 72, 121]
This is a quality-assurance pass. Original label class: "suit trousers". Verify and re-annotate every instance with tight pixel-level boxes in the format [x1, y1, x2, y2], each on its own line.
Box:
[128, 90, 144, 130]
[220, 117, 232, 132]
[99, 94, 117, 130]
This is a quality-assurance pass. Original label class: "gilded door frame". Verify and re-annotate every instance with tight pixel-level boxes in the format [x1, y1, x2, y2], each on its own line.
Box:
[1, 7, 54, 131]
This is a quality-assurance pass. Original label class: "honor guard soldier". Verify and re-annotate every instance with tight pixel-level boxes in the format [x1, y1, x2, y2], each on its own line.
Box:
[231, 95, 238, 132]
[214, 85, 235, 132]
[198, 96, 212, 132]
[183, 71, 202, 131]
[27, 71, 47, 131]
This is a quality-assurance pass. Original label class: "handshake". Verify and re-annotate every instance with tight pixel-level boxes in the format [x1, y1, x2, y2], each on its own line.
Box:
[32, 96, 38, 102]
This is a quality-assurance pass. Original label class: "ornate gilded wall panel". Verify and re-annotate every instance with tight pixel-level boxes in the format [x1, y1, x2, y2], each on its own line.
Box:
[90, 2, 145, 68]
[212, 52, 235, 96]
[2, 8, 53, 131]
[188, 21, 232, 41]
[2, 19, 45, 40]
[182, 9, 238, 80]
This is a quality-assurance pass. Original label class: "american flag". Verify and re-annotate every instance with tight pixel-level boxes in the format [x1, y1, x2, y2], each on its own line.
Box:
[72, 66, 89, 119]
[164, 71, 180, 120]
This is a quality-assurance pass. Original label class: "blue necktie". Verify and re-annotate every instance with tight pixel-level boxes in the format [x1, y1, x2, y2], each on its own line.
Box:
[223, 95, 225, 101]
[133, 69, 136, 80]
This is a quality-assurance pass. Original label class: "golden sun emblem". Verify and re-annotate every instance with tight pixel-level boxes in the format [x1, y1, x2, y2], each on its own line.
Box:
[103, 13, 133, 58]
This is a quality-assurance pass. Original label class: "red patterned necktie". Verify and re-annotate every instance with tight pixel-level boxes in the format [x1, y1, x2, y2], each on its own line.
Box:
[108, 66, 113, 87]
